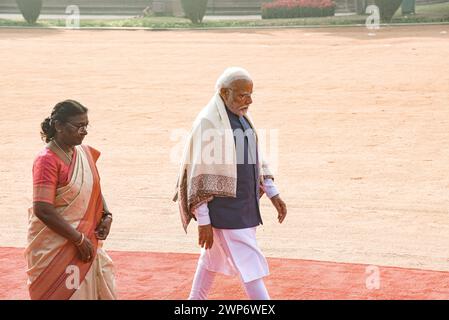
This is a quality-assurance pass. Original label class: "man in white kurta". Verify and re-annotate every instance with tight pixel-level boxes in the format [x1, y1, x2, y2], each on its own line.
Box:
[174, 67, 287, 300]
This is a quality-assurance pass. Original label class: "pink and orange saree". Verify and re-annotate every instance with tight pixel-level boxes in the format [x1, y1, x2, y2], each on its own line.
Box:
[26, 145, 116, 300]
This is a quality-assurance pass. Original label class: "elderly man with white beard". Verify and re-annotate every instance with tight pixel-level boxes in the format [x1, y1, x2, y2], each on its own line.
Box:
[174, 67, 287, 300]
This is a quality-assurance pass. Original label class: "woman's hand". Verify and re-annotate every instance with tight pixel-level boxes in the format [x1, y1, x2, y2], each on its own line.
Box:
[33, 203, 95, 263]
[95, 215, 112, 240]
[74, 233, 94, 263]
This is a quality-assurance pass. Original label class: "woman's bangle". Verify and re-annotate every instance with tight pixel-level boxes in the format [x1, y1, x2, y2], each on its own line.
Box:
[102, 212, 113, 220]
[74, 233, 85, 247]
[103, 211, 112, 217]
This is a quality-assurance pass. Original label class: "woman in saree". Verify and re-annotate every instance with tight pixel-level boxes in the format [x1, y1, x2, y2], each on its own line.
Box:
[26, 100, 116, 300]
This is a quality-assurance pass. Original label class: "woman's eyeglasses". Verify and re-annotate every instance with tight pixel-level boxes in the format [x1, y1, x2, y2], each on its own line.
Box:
[66, 122, 90, 132]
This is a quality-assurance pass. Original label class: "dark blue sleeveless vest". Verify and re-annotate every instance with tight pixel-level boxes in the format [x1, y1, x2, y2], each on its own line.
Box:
[207, 106, 262, 229]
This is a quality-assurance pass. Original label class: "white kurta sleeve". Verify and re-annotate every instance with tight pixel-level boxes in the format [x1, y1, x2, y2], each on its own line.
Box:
[263, 178, 279, 199]
[193, 202, 211, 226]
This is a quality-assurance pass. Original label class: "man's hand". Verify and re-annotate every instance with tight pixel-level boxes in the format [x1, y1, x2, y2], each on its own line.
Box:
[198, 224, 214, 249]
[270, 195, 287, 223]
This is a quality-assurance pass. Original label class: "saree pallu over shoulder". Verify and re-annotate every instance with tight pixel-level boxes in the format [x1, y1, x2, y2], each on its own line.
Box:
[26, 145, 104, 300]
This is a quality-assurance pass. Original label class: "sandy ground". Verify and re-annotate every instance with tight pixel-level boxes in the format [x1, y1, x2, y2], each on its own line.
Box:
[1, 25, 448, 275]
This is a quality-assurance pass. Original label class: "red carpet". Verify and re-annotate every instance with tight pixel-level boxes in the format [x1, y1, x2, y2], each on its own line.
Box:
[1, 247, 448, 300]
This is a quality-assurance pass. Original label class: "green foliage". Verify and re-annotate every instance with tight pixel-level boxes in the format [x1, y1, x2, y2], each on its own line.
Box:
[262, 6, 336, 19]
[261, 1, 336, 19]
[181, 0, 208, 24]
[2, 2, 448, 29]
[16, 0, 43, 24]
[375, 0, 403, 22]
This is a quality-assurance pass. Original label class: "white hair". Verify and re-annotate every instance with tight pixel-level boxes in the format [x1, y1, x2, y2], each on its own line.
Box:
[215, 67, 252, 91]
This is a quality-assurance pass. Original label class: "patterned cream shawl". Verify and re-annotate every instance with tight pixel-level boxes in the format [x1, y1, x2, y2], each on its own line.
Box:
[173, 92, 274, 232]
